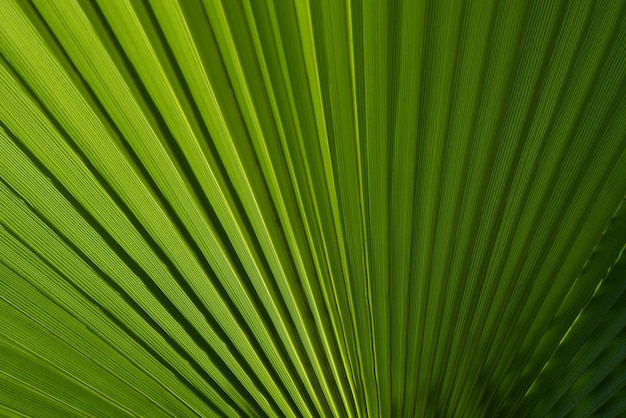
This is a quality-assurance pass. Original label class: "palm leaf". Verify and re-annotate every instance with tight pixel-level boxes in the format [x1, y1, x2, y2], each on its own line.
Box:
[1, 0, 625, 416]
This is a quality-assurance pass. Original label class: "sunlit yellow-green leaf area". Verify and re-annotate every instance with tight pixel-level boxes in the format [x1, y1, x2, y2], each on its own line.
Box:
[0, 0, 625, 416]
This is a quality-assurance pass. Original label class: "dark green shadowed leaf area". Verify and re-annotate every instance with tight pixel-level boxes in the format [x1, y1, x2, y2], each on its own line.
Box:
[0, 0, 625, 416]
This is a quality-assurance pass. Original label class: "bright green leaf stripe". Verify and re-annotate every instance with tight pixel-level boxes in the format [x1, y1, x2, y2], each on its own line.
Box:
[1, 0, 626, 417]
[241, 1, 358, 414]
[269, 0, 365, 412]
[193, 0, 344, 413]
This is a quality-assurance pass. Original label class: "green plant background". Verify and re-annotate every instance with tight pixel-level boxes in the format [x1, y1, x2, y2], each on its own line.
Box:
[0, 0, 625, 417]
